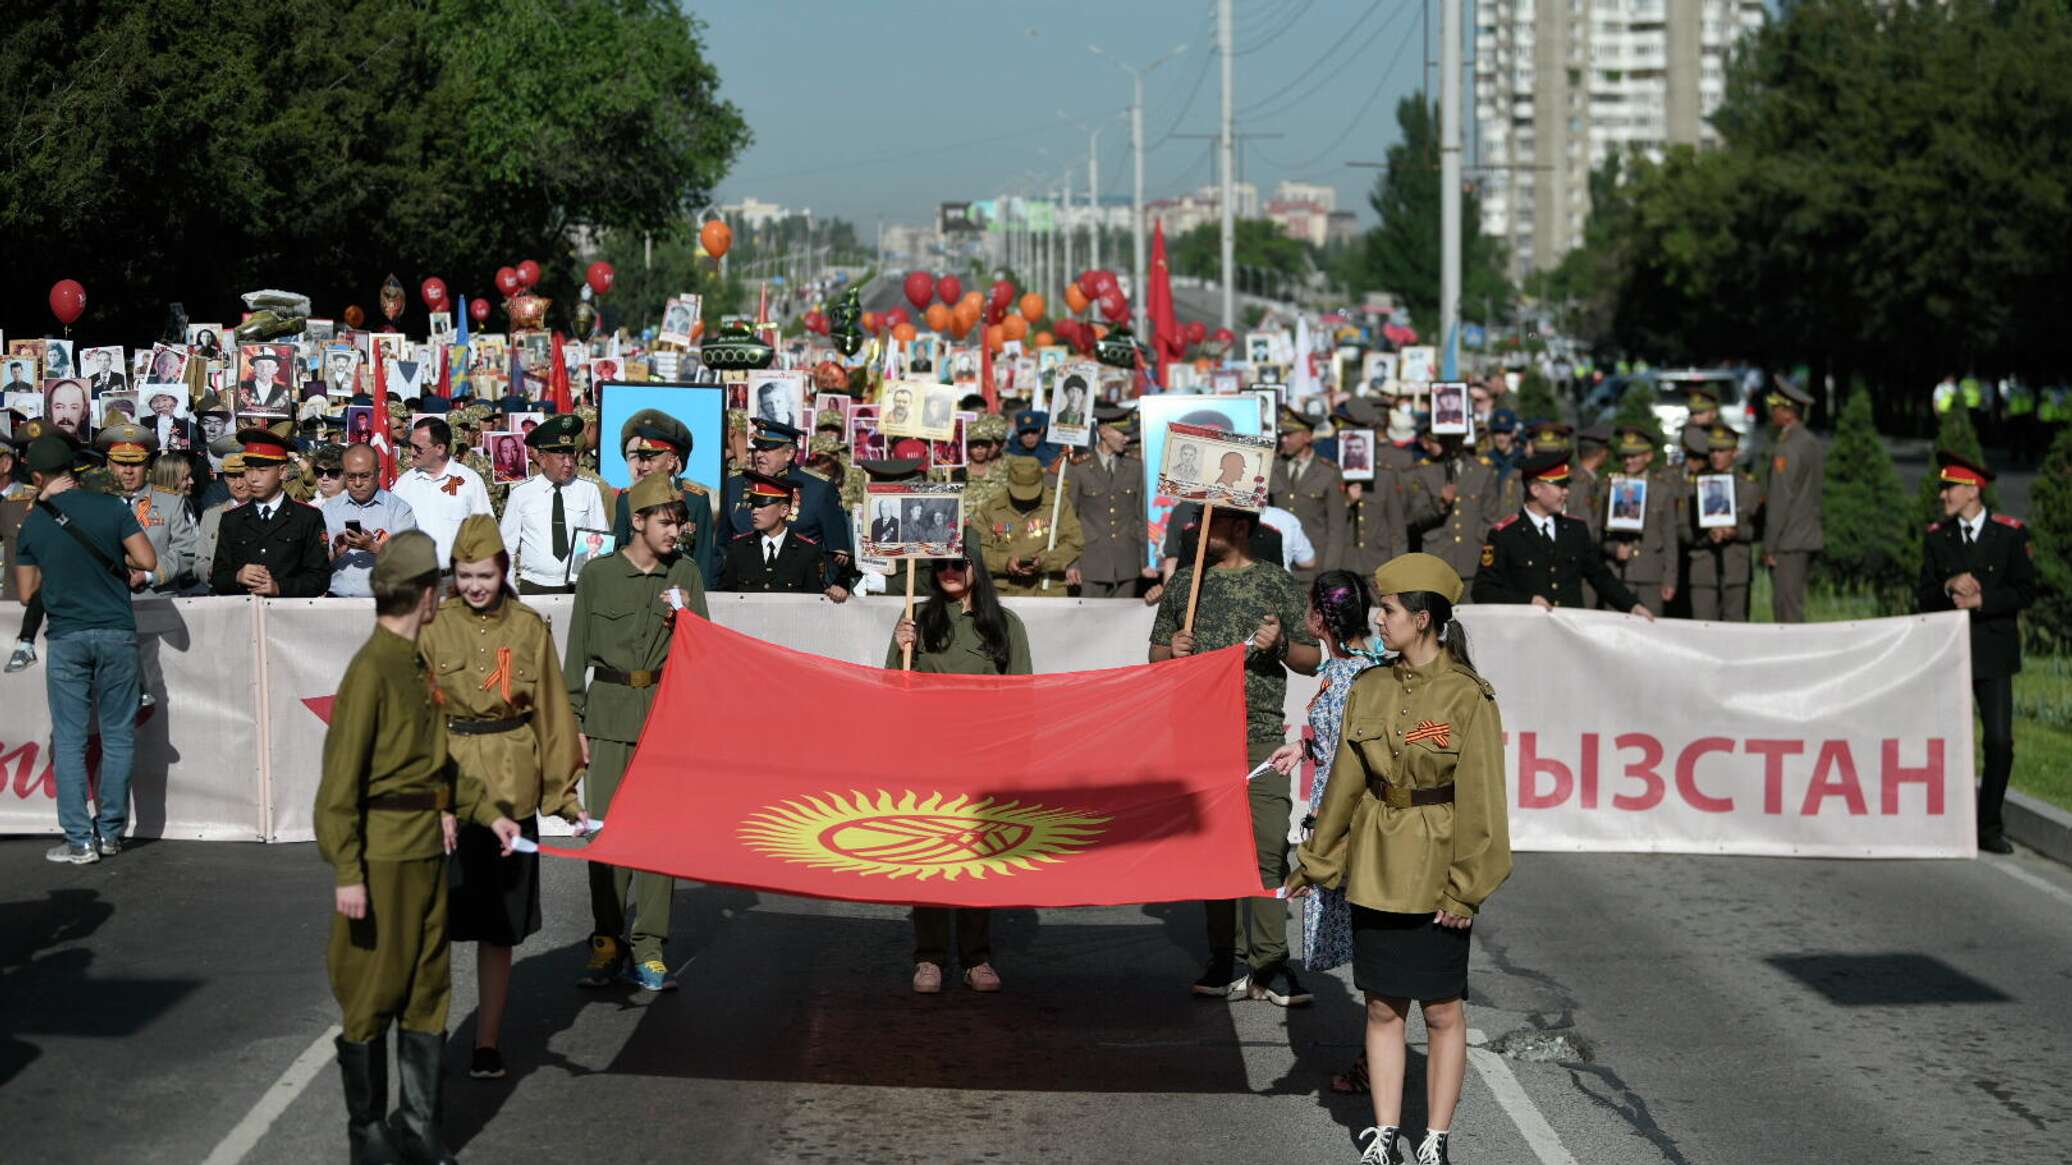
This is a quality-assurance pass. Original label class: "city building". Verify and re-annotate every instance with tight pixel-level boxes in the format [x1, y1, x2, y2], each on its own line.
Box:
[1145, 182, 1258, 239]
[1263, 181, 1340, 248]
[1474, 0, 1766, 281]
[721, 197, 797, 230]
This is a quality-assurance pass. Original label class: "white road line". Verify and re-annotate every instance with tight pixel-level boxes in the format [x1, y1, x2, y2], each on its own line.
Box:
[200, 1024, 341, 1165]
[1985, 857, 2072, 909]
[1466, 1027, 1580, 1165]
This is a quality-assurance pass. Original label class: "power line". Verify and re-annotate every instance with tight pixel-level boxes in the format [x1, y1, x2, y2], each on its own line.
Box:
[1144, 24, 1219, 152]
[1237, 2, 1414, 121]
[1231, 0, 1316, 55]
[1256, 13, 1421, 176]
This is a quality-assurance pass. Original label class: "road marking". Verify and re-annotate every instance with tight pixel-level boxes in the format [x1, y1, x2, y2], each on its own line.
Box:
[1984, 857, 2072, 909]
[1467, 1027, 1580, 1165]
[200, 1024, 341, 1165]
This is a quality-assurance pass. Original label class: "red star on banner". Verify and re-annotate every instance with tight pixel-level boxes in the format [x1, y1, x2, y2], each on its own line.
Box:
[302, 696, 336, 725]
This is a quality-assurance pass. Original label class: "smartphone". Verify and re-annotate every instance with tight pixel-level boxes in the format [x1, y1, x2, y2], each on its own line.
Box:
[345, 520, 363, 534]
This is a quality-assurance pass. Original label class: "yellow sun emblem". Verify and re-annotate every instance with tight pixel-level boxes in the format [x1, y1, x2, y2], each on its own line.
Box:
[739, 790, 1110, 881]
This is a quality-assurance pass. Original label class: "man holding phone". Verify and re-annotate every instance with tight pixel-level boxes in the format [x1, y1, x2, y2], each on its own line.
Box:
[322, 443, 419, 597]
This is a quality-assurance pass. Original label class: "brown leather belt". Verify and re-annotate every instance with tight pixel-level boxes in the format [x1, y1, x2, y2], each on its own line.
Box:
[365, 789, 453, 812]
[447, 712, 533, 736]
[1366, 776, 1455, 810]
[593, 667, 663, 689]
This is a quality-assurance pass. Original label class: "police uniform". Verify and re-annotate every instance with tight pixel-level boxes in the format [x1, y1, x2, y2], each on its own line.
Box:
[1474, 452, 1644, 611]
[976, 456, 1084, 596]
[209, 429, 332, 597]
[1680, 426, 1763, 621]
[609, 408, 719, 587]
[1602, 427, 1680, 615]
[1405, 446, 1501, 590]
[1067, 406, 1148, 597]
[499, 414, 609, 594]
[1762, 381, 1824, 623]
[717, 471, 827, 593]
[720, 419, 855, 588]
[313, 531, 461, 1165]
[97, 423, 199, 594]
[1916, 452, 2035, 852]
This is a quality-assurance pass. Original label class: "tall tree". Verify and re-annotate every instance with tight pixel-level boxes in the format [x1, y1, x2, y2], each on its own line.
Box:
[1169, 219, 1313, 286]
[1348, 95, 1512, 332]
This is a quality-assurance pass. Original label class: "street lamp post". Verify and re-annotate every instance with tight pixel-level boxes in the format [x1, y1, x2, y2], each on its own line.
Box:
[1091, 42, 1187, 354]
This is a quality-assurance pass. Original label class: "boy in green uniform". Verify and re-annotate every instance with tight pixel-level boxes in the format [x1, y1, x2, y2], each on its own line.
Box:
[316, 530, 519, 1165]
[567, 471, 710, 991]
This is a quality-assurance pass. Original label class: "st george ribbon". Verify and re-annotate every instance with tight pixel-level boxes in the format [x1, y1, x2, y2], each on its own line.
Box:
[543, 617, 1269, 907]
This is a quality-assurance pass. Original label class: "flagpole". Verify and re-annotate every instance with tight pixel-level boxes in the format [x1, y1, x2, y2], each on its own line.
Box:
[901, 560, 917, 671]
[1182, 501, 1215, 634]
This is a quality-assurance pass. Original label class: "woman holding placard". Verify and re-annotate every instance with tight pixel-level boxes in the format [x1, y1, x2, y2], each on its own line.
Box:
[886, 535, 1031, 994]
[1286, 553, 1512, 1165]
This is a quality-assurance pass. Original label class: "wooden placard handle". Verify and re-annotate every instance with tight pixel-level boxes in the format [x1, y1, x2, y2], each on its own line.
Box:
[901, 558, 917, 671]
[1181, 501, 1215, 635]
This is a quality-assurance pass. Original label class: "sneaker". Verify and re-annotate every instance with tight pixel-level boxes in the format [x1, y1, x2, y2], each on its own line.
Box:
[45, 842, 98, 865]
[576, 935, 624, 988]
[962, 963, 1002, 993]
[5, 642, 35, 674]
[95, 834, 122, 858]
[912, 962, 944, 994]
[623, 959, 676, 992]
[1358, 1126, 1403, 1165]
[1191, 954, 1249, 1000]
[1414, 1130, 1450, 1165]
[468, 1047, 506, 1079]
[1249, 963, 1313, 1007]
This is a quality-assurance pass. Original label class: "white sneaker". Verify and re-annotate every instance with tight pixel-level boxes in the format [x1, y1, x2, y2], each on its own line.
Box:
[5, 642, 36, 673]
[46, 842, 99, 865]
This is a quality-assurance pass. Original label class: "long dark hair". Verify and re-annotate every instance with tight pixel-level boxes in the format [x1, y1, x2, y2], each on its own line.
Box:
[1310, 569, 1373, 646]
[1397, 591, 1473, 671]
[917, 528, 1014, 673]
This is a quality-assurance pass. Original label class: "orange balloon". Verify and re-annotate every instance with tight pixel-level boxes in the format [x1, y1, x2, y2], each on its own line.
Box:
[1034, 331, 1054, 347]
[1002, 315, 1029, 342]
[924, 303, 951, 332]
[1019, 293, 1046, 323]
[690, 320, 705, 342]
[954, 301, 981, 333]
[984, 324, 1005, 352]
[699, 218, 732, 259]
[960, 290, 984, 311]
[862, 311, 881, 333]
[892, 322, 918, 343]
[1091, 323, 1108, 339]
[1063, 284, 1091, 315]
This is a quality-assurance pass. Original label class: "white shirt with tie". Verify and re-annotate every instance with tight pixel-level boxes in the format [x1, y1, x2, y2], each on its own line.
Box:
[1959, 508, 1987, 544]
[760, 528, 790, 567]
[498, 472, 607, 587]
[1528, 510, 1558, 541]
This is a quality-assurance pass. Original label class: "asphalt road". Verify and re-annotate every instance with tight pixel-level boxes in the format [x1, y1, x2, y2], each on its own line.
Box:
[3, 835, 2067, 1164]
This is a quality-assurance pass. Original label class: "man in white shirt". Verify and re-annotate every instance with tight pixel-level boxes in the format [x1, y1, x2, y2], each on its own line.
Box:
[1259, 505, 1318, 574]
[389, 415, 491, 566]
[497, 414, 607, 593]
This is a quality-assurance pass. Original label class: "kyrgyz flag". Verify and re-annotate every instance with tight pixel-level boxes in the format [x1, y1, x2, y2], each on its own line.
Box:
[547, 617, 1265, 908]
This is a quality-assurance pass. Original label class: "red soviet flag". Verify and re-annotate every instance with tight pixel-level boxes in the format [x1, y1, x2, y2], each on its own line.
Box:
[550, 617, 1266, 908]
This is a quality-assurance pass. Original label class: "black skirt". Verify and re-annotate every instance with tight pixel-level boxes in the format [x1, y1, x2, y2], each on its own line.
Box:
[1350, 906, 1471, 1002]
[448, 817, 542, 946]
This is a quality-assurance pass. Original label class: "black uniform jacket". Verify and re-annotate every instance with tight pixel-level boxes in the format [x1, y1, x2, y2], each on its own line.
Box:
[1916, 512, 2035, 679]
[1474, 509, 1641, 611]
[210, 498, 332, 597]
[716, 529, 825, 594]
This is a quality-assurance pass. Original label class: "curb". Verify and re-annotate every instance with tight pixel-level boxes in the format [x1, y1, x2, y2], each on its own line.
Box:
[2006, 789, 2072, 868]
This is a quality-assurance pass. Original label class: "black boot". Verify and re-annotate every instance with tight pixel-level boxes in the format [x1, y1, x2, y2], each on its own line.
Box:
[391, 1029, 459, 1165]
[335, 1033, 403, 1165]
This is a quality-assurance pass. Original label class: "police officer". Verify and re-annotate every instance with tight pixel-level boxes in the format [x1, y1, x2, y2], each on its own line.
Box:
[500, 414, 609, 595]
[1681, 426, 1762, 622]
[1405, 433, 1501, 592]
[1475, 451, 1653, 617]
[210, 428, 331, 597]
[98, 422, 199, 594]
[1067, 404, 1151, 597]
[1602, 426, 1679, 615]
[1762, 379, 1824, 623]
[976, 456, 1084, 597]
[1918, 451, 2035, 854]
[716, 470, 833, 595]
[1270, 406, 1347, 580]
[722, 417, 855, 593]
[610, 408, 719, 587]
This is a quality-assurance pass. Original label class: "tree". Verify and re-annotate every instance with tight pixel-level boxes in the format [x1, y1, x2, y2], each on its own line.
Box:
[591, 227, 746, 338]
[1169, 219, 1312, 286]
[1612, 383, 1658, 451]
[1818, 387, 1916, 612]
[0, 0, 750, 339]
[1346, 95, 1512, 332]
[1914, 404, 1998, 534]
[1513, 369, 1562, 426]
[2027, 426, 2072, 650]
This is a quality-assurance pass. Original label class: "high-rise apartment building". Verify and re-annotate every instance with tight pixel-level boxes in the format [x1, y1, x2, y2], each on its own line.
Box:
[1474, 0, 1765, 281]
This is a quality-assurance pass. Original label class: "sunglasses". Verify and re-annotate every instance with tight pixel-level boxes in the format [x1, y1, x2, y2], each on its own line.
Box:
[315, 467, 343, 478]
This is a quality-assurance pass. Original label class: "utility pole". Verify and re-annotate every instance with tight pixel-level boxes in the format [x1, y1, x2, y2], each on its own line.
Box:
[1219, 0, 1235, 332]
[1088, 127, 1102, 274]
[1440, 0, 1462, 378]
[1091, 41, 1185, 344]
[1061, 166, 1074, 282]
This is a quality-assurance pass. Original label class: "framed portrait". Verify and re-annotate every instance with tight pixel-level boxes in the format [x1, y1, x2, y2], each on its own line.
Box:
[1046, 363, 1096, 448]
[513, 328, 551, 374]
[482, 432, 528, 483]
[879, 379, 959, 442]
[1137, 393, 1269, 569]
[1, 354, 39, 392]
[41, 377, 92, 441]
[1208, 369, 1244, 395]
[1430, 381, 1471, 436]
[146, 343, 189, 386]
[322, 345, 364, 397]
[565, 528, 616, 584]
[236, 343, 296, 416]
[138, 383, 190, 424]
[1157, 422, 1273, 512]
[1607, 475, 1649, 533]
[848, 403, 887, 462]
[39, 339, 75, 381]
[305, 319, 336, 344]
[471, 334, 508, 372]
[658, 296, 698, 347]
[1244, 332, 1276, 368]
[427, 311, 454, 343]
[597, 380, 726, 492]
[1696, 474, 1738, 529]
[863, 483, 965, 559]
[905, 334, 938, 375]
[342, 405, 376, 446]
[1397, 345, 1437, 385]
[186, 324, 229, 361]
[1166, 363, 1201, 392]
[1036, 344, 1067, 381]
[930, 413, 972, 470]
[947, 346, 979, 389]
[1338, 429, 1377, 481]
[812, 392, 851, 432]
[4, 390, 42, 419]
[79, 345, 126, 390]
[92, 390, 138, 427]
[748, 371, 806, 431]
[1359, 351, 1398, 394]
[371, 332, 410, 368]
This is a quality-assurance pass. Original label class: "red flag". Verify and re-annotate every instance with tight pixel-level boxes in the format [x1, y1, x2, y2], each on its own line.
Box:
[549, 331, 573, 414]
[1146, 218, 1182, 390]
[433, 343, 451, 399]
[980, 334, 999, 414]
[546, 618, 1262, 907]
[368, 344, 399, 489]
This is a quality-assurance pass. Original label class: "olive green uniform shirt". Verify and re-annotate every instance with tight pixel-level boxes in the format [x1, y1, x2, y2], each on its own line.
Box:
[315, 627, 456, 887]
[976, 488, 1085, 597]
[564, 549, 709, 743]
[884, 605, 1034, 675]
[420, 596, 584, 826]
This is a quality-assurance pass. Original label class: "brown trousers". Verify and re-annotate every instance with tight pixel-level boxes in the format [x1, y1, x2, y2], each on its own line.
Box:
[328, 855, 449, 1042]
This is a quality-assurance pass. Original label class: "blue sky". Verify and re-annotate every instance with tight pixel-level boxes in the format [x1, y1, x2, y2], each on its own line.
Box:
[697, 0, 1433, 229]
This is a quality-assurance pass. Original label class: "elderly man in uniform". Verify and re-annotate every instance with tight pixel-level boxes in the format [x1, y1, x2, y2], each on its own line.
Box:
[499, 414, 608, 595]
[721, 418, 855, 596]
[716, 470, 834, 595]
[1600, 426, 1679, 615]
[210, 429, 332, 598]
[195, 445, 247, 579]
[977, 456, 1084, 597]
[97, 422, 198, 594]
[610, 408, 719, 588]
[1268, 406, 1346, 581]
[1475, 451, 1655, 618]
[1681, 426, 1762, 622]
[1918, 451, 2035, 854]
[1066, 404, 1153, 597]
[1404, 431, 1501, 594]
[1762, 379, 1824, 622]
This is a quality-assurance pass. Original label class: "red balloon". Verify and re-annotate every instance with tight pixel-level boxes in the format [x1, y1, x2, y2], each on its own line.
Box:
[586, 261, 615, 296]
[804, 311, 828, 335]
[988, 279, 1016, 311]
[516, 259, 541, 289]
[1184, 320, 1207, 346]
[1212, 326, 1236, 344]
[48, 279, 85, 326]
[902, 271, 935, 311]
[1092, 269, 1119, 297]
[936, 274, 962, 306]
[419, 277, 448, 310]
[469, 298, 492, 324]
[1076, 270, 1100, 298]
[885, 307, 910, 332]
[495, 266, 521, 297]
[1098, 290, 1129, 323]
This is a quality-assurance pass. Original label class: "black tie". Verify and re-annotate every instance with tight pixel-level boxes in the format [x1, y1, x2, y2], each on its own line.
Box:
[1964, 523, 1976, 546]
[765, 539, 777, 567]
[551, 484, 568, 560]
[1542, 518, 1555, 543]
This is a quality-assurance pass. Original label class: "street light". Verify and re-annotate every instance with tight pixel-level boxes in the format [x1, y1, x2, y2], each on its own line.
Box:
[1091, 41, 1187, 347]
[1057, 111, 1105, 280]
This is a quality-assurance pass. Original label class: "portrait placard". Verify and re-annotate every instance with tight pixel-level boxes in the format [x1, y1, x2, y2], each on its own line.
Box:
[879, 379, 959, 442]
[484, 431, 530, 484]
[236, 343, 295, 417]
[79, 345, 126, 390]
[811, 392, 851, 431]
[92, 390, 137, 427]
[930, 412, 972, 470]
[596, 381, 726, 493]
[1046, 362, 1097, 448]
[41, 339, 75, 380]
[1338, 429, 1377, 482]
[138, 383, 190, 423]
[1430, 381, 1471, 436]
[863, 483, 966, 560]
[1607, 475, 1649, 533]
[658, 296, 698, 347]
[1, 354, 38, 391]
[187, 324, 229, 360]
[1696, 474, 1737, 529]
[1157, 422, 1273, 512]
[343, 405, 376, 446]
[4, 390, 42, 419]
[1398, 345, 1437, 384]
[427, 311, 454, 343]
[322, 345, 364, 397]
[565, 528, 616, 584]
[41, 378, 91, 440]
[1359, 351, 1397, 393]
[847, 404, 886, 461]
[747, 371, 806, 430]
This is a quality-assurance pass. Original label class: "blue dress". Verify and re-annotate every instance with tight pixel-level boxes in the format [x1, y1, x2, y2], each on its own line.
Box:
[1299, 649, 1386, 971]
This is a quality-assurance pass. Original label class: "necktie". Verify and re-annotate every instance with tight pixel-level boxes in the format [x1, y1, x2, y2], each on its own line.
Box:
[1541, 518, 1555, 542]
[1964, 523, 1976, 545]
[551, 484, 569, 560]
[765, 539, 777, 567]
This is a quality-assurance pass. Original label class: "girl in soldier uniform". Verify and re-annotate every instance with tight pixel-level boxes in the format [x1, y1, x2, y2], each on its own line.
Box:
[1287, 553, 1512, 1165]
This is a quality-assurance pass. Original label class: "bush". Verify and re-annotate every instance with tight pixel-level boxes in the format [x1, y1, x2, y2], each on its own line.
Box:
[2028, 426, 2072, 650]
[1817, 387, 1916, 612]
[1915, 404, 1998, 532]
[1513, 369, 1562, 426]
[1612, 381, 1659, 453]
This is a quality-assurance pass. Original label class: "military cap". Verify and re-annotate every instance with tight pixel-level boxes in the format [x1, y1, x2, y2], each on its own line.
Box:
[968, 413, 1009, 443]
[749, 418, 804, 449]
[1338, 397, 1386, 428]
[1612, 426, 1657, 458]
[1526, 420, 1573, 453]
[889, 437, 931, 462]
[742, 470, 791, 503]
[808, 432, 845, 458]
[496, 394, 529, 415]
[1372, 552, 1464, 605]
[575, 403, 600, 425]
[10, 417, 63, 447]
[1488, 408, 1520, 434]
[1935, 449, 1994, 486]
[1577, 423, 1613, 448]
[1005, 455, 1046, 502]
[249, 349, 282, 368]
[1277, 405, 1315, 434]
[1767, 379, 1813, 410]
[1707, 424, 1740, 453]
[95, 421, 157, 465]
[371, 529, 440, 589]
[1011, 408, 1045, 434]
[1686, 387, 1719, 411]
[237, 427, 292, 465]
[1519, 450, 1572, 486]
[525, 412, 584, 452]
[450, 513, 505, 564]
[416, 395, 451, 416]
[814, 409, 847, 433]
[856, 458, 925, 482]
[626, 471, 680, 513]
[25, 435, 74, 473]
[219, 452, 247, 474]
[195, 392, 233, 418]
[723, 408, 750, 435]
[620, 408, 691, 459]
[349, 392, 374, 408]
[1093, 401, 1135, 430]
